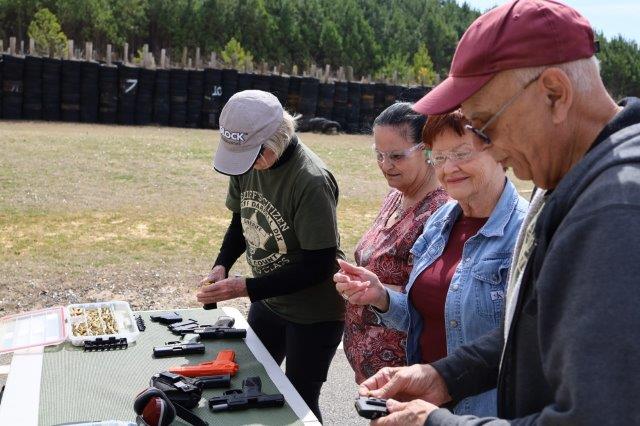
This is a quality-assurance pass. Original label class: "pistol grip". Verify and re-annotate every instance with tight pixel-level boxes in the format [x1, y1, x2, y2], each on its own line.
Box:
[216, 349, 236, 363]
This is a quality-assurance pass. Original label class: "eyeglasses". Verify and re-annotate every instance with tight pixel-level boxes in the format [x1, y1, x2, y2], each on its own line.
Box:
[373, 143, 425, 164]
[428, 146, 478, 168]
[465, 74, 541, 145]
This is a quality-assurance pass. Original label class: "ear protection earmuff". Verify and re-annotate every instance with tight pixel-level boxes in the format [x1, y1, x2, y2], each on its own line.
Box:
[134, 387, 176, 426]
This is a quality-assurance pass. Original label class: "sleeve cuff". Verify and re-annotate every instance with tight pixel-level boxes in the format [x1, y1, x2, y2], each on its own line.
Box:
[425, 408, 454, 426]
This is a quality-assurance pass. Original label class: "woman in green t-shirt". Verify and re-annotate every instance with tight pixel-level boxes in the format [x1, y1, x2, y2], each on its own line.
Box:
[197, 90, 344, 422]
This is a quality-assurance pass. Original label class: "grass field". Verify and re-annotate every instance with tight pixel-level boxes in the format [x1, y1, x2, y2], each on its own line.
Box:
[0, 121, 532, 316]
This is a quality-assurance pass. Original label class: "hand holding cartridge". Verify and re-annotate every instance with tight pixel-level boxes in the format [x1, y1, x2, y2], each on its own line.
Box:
[199, 265, 226, 310]
[197, 273, 248, 305]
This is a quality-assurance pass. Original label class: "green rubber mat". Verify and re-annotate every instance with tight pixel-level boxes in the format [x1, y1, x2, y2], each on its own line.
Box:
[38, 309, 303, 426]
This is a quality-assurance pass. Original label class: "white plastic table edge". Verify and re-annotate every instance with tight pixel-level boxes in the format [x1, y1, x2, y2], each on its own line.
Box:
[0, 345, 43, 425]
[222, 306, 321, 425]
[0, 307, 321, 426]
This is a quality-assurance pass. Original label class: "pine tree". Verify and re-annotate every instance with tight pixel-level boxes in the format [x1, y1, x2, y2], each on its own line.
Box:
[27, 8, 67, 57]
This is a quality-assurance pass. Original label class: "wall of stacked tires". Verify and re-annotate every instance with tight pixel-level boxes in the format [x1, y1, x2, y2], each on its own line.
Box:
[0, 54, 431, 134]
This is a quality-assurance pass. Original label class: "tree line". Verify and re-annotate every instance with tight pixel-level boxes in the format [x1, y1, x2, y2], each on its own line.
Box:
[1, 0, 639, 97]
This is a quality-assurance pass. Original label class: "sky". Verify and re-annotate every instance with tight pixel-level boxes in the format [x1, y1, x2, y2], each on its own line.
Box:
[456, 0, 640, 43]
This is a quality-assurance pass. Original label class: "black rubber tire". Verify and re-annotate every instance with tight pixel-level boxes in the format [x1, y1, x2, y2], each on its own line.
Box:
[98, 64, 118, 124]
[61, 59, 81, 122]
[202, 68, 223, 128]
[23, 55, 43, 120]
[169, 68, 188, 127]
[135, 68, 155, 125]
[2, 54, 25, 119]
[42, 57, 62, 121]
[153, 69, 170, 126]
[80, 61, 99, 123]
[117, 64, 140, 125]
[186, 69, 204, 128]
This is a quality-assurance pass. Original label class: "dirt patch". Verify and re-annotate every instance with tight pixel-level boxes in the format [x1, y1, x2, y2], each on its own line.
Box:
[0, 121, 532, 320]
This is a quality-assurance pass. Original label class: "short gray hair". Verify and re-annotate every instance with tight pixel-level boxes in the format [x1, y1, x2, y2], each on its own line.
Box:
[510, 56, 601, 95]
[264, 111, 297, 159]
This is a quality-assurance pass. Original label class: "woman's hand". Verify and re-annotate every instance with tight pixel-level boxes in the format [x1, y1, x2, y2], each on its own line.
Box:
[334, 259, 389, 311]
[196, 275, 248, 304]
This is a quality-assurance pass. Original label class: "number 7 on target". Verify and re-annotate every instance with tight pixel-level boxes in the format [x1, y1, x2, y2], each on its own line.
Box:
[125, 79, 138, 94]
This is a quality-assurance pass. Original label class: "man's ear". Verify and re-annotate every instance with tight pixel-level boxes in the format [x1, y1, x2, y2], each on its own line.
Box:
[538, 68, 573, 124]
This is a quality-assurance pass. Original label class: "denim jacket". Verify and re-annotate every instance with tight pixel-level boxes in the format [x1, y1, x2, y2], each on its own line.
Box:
[376, 179, 528, 417]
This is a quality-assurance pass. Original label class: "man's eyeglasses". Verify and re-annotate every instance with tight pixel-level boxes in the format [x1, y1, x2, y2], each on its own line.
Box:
[373, 142, 425, 164]
[428, 146, 478, 168]
[465, 74, 541, 145]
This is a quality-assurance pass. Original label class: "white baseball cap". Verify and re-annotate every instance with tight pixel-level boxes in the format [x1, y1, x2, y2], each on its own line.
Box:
[213, 90, 284, 175]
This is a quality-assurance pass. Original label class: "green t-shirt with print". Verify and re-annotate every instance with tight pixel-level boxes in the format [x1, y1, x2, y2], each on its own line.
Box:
[226, 139, 345, 323]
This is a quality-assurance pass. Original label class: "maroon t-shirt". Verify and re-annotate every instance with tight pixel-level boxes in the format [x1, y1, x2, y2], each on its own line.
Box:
[409, 215, 488, 364]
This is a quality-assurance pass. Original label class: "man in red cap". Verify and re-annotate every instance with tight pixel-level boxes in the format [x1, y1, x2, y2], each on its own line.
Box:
[357, 1, 640, 424]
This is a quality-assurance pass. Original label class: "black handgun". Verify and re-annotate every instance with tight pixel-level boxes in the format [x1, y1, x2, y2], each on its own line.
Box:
[208, 376, 285, 412]
[149, 312, 183, 324]
[355, 396, 389, 419]
[187, 316, 247, 340]
[169, 319, 203, 335]
[153, 341, 206, 358]
[151, 371, 231, 410]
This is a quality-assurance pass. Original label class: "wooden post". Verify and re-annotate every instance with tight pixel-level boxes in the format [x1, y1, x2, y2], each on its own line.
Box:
[209, 52, 216, 67]
[66, 40, 74, 60]
[292, 64, 298, 76]
[160, 49, 166, 69]
[20, 40, 25, 55]
[195, 47, 201, 68]
[142, 44, 149, 68]
[123, 43, 129, 64]
[85, 42, 93, 61]
[346, 66, 354, 82]
[9, 37, 16, 55]
[0, 40, 4, 54]
[188, 58, 192, 69]
[29, 39, 35, 55]
[106, 44, 112, 65]
[392, 70, 398, 84]
[181, 47, 187, 67]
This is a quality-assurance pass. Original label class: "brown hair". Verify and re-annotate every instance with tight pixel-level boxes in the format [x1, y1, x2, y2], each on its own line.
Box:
[421, 110, 470, 149]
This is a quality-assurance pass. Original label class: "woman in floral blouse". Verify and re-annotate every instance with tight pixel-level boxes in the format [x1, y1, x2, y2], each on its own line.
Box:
[343, 102, 449, 383]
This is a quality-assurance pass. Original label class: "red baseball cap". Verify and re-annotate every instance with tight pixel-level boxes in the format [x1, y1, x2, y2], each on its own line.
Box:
[413, 0, 598, 115]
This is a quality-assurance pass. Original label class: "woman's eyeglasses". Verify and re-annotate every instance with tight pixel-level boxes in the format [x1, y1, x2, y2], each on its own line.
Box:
[373, 143, 425, 164]
[428, 148, 478, 168]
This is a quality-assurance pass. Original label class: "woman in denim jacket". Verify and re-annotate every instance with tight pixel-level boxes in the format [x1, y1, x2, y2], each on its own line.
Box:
[335, 111, 528, 416]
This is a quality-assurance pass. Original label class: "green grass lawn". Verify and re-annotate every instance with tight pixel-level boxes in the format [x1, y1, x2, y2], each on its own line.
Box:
[0, 121, 532, 315]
